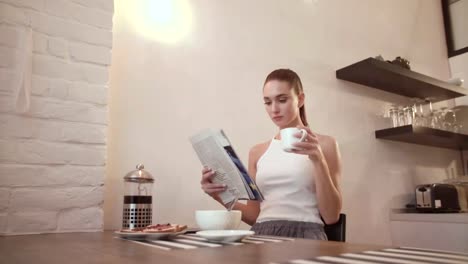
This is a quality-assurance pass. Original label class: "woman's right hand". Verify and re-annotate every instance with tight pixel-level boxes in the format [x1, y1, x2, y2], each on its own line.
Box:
[200, 167, 227, 199]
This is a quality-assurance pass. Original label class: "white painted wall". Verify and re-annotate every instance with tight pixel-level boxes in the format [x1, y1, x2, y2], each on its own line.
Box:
[105, 0, 462, 246]
[449, 0, 468, 106]
[0, 0, 113, 235]
[449, 0, 468, 51]
[451, 53, 468, 106]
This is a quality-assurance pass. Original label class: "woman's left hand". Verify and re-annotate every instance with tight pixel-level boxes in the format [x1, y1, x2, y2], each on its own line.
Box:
[291, 126, 325, 162]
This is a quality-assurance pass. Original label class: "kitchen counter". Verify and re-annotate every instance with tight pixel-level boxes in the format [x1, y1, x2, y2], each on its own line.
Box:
[390, 210, 468, 252]
[390, 210, 468, 223]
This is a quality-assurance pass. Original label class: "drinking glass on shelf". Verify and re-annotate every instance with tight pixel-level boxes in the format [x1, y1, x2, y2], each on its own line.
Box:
[431, 109, 444, 129]
[446, 109, 456, 131]
[411, 98, 425, 127]
[403, 106, 414, 125]
[449, 108, 463, 133]
[423, 98, 436, 128]
[452, 123, 462, 133]
[398, 108, 406, 127]
[439, 107, 451, 131]
[389, 106, 399, 128]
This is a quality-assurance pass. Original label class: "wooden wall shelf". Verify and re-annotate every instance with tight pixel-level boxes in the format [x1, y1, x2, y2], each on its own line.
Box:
[375, 125, 468, 150]
[336, 58, 468, 102]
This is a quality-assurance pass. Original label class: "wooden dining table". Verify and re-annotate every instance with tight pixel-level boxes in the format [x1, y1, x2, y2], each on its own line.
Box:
[0, 231, 389, 264]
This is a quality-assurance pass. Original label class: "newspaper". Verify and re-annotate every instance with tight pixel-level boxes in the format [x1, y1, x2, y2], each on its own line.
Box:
[189, 129, 264, 206]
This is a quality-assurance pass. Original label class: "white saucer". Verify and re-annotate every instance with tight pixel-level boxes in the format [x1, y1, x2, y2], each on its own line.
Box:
[196, 230, 255, 242]
[114, 231, 147, 240]
[114, 230, 186, 240]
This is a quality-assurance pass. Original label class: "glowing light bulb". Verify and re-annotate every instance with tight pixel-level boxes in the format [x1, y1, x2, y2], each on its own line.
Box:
[120, 0, 193, 44]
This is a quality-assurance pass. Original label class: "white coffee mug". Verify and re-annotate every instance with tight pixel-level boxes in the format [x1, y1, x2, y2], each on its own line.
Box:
[280, 127, 307, 152]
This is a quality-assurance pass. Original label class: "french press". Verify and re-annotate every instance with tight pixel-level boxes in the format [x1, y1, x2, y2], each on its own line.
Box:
[122, 164, 154, 229]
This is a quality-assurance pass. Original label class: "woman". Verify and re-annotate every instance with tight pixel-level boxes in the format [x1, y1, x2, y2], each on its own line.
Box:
[200, 69, 342, 240]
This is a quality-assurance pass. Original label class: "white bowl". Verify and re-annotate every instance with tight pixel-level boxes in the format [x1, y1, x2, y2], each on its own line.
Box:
[195, 210, 241, 230]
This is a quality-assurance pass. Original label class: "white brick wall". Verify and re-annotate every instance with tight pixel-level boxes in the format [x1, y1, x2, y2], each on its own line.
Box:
[69, 42, 111, 65]
[7, 212, 58, 234]
[0, 0, 113, 235]
[58, 207, 103, 231]
[0, 213, 7, 233]
[10, 186, 104, 211]
[0, 46, 16, 67]
[0, 188, 10, 211]
[0, 164, 105, 187]
[0, 25, 19, 47]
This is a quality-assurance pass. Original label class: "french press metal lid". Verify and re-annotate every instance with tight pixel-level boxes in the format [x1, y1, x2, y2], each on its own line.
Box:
[124, 164, 154, 183]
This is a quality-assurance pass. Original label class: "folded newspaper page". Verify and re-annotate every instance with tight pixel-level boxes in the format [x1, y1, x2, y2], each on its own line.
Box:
[189, 129, 264, 205]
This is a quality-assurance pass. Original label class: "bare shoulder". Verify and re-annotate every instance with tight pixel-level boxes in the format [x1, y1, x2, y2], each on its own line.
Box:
[316, 134, 341, 164]
[316, 133, 342, 178]
[317, 134, 338, 151]
[247, 140, 271, 175]
[249, 140, 271, 161]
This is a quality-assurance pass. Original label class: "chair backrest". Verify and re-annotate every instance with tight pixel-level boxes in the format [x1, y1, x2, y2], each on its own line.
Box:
[323, 213, 346, 242]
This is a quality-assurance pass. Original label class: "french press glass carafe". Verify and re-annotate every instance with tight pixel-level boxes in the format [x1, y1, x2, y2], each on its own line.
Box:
[122, 164, 154, 230]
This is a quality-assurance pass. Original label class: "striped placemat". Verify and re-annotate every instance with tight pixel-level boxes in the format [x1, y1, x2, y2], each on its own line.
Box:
[125, 234, 294, 251]
[274, 246, 468, 264]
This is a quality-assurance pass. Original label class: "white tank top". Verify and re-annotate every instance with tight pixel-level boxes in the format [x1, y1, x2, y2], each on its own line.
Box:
[255, 139, 323, 225]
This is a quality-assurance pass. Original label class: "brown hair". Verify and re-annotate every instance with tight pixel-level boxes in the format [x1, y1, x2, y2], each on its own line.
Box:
[263, 69, 308, 126]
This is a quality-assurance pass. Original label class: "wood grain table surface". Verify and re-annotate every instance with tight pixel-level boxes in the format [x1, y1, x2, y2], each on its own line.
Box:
[0, 231, 389, 264]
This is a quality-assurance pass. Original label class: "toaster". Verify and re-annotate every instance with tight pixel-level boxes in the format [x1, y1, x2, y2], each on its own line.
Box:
[415, 183, 461, 213]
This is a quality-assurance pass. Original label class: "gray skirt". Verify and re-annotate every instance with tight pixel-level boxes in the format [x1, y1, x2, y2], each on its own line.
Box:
[251, 220, 328, 240]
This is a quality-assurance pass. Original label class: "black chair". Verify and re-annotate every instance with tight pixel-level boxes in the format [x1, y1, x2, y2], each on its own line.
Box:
[323, 213, 346, 242]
